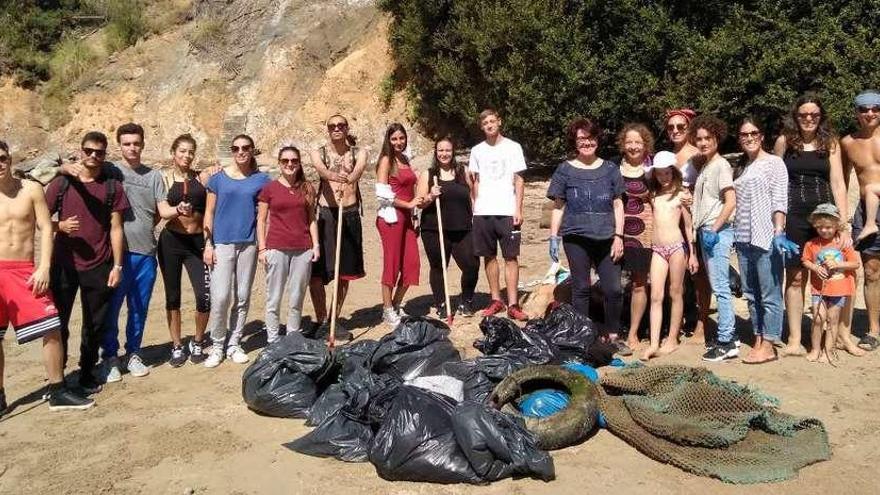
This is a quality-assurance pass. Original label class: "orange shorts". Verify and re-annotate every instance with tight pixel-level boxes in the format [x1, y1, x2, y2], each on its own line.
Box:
[0, 260, 60, 344]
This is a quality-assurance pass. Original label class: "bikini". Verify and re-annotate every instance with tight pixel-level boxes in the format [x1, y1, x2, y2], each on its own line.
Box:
[652, 241, 687, 261]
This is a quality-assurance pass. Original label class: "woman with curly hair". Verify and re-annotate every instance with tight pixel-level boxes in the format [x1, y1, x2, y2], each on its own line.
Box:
[617, 123, 654, 353]
[690, 115, 736, 358]
[773, 93, 850, 356]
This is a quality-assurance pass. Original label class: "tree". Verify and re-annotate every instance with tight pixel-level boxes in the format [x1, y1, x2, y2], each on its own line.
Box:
[379, 0, 880, 160]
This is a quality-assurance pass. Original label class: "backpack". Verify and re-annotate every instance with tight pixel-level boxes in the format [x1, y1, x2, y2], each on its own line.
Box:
[52, 174, 118, 219]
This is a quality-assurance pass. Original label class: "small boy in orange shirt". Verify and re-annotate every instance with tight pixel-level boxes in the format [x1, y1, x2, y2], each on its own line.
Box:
[801, 204, 862, 363]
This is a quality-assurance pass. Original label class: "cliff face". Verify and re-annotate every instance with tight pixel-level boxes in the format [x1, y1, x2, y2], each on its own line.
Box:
[1, 0, 421, 166]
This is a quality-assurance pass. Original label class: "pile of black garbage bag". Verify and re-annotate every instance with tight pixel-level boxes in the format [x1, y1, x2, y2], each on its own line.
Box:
[241, 303, 613, 485]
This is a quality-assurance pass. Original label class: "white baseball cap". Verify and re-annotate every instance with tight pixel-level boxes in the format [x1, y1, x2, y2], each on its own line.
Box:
[652, 150, 677, 169]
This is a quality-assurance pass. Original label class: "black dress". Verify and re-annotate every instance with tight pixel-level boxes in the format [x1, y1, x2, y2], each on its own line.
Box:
[784, 150, 833, 267]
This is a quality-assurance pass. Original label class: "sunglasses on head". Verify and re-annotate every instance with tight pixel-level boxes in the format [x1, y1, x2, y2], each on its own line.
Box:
[666, 123, 687, 132]
[83, 147, 107, 158]
[858, 105, 880, 114]
[230, 144, 253, 153]
[327, 122, 348, 131]
[279, 158, 301, 165]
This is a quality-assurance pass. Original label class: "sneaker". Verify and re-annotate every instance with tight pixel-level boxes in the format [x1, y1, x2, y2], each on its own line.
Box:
[189, 339, 207, 364]
[434, 303, 448, 320]
[702, 341, 740, 362]
[48, 387, 95, 411]
[101, 357, 123, 383]
[126, 354, 150, 378]
[78, 376, 103, 395]
[204, 346, 224, 368]
[169, 345, 187, 368]
[396, 306, 409, 319]
[456, 300, 475, 318]
[226, 345, 250, 364]
[383, 307, 401, 327]
[482, 299, 507, 317]
[507, 304, 529, 322]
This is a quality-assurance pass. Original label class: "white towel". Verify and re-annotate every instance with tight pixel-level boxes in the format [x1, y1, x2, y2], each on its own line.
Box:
[376, 183, 398, 223]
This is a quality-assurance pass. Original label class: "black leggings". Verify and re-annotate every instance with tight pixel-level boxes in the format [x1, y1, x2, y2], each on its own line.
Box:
[563, 235, 623, 335]
[158, 229, 210, 313]
[420, 229, 479, 307]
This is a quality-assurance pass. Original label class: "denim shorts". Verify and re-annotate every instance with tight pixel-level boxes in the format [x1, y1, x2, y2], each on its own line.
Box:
[811, 295, 847, 308]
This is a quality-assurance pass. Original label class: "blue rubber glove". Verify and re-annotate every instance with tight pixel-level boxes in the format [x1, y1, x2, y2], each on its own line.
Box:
[773, 233, 800, 258]
[549, 235, 561, 262]
[701, 229, 719, 253]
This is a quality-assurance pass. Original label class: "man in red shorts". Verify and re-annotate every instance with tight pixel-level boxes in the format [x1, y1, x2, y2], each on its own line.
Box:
[0, 140, 94, 416]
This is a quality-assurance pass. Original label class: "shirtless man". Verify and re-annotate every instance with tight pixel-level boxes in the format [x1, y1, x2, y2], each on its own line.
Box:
[844, 90, 880, 351]
[0, 140, 94, 416]
[308, 115, 368, 332]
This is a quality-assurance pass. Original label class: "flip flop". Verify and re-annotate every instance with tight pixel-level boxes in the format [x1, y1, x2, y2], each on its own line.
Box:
[858, 334, 880, 351]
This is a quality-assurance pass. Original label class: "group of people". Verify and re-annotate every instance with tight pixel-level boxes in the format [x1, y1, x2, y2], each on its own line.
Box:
[1, 89, 879, 416]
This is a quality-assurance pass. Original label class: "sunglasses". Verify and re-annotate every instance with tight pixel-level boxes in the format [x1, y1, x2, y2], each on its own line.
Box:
[739, 131, 761, 139]
[666, 123, 688, 132]
[858, 105, 880, 114]
[279, 158, 301, 165]
[83, 147, 107, 158]
[797, 112, 821, 120]
[230, 144, 253, 153]
[327, 122, 348, 131]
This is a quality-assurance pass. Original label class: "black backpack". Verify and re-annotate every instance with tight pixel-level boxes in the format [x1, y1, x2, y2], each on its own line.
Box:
[52, 174, 118, 218]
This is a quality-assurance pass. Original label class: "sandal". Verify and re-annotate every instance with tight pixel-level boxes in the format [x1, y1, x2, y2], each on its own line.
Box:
[858, 334, 880, 351]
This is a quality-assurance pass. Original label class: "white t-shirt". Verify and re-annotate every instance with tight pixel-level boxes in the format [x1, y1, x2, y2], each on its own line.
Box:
[468, 137, 527, 216]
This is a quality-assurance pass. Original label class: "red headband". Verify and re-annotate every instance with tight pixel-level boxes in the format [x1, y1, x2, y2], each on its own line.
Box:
[665, 108, 696, 124]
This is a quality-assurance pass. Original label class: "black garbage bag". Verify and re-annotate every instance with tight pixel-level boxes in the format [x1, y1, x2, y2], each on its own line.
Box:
[452, 402, 555, 482]
[305, 383, 347, 427]
[289, 366, 385, 462]
[335, 339, 380, 378]
[368, 386, 555, 484]
[528, 303, 598, 357]
[443, 354, 534, 403]
[368, 386, 483, 484]
[369, 317, 461, 380]
[241, 332, 333, 418]
[475, 317, 555, 364]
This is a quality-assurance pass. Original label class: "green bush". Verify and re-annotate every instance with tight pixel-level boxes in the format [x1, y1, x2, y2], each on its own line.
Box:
[85, 0, 148, 53]
[379, 0, 880, 160]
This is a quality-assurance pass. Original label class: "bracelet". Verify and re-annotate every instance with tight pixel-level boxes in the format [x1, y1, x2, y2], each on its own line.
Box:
[113, 264, 123, 271]
[614, 233, 624, 239]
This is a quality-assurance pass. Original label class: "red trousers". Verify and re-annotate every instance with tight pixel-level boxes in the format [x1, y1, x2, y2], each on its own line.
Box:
[376, 212, 420, 287]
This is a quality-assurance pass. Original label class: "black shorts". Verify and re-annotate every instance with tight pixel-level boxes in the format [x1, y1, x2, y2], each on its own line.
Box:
[312, 205, 366, 284]
[852, 200, 880, 255]
[785, 211, 817, 268]
[472, 215, 521, 259]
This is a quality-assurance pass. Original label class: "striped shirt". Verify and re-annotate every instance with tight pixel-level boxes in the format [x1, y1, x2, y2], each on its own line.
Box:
[733, 154, 788, 250]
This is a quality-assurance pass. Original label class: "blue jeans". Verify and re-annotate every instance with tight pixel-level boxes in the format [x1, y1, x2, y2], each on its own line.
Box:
[699, 226, 735, 343]
[736, 243, 784, 342]
[102, 252, 158, 358]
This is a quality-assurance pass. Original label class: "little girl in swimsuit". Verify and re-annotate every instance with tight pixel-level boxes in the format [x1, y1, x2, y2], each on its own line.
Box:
[642, 151, 699, 361]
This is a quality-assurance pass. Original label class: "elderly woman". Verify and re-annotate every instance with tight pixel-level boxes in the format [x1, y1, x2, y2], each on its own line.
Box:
[617, 123, 654, 353]
[548, 118, 627, 353]
[773, 93, 850, 356]
[732, 117, 795, 364]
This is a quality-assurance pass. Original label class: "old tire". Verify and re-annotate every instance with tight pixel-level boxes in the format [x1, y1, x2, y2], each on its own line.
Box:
[489, 365, 599, 450]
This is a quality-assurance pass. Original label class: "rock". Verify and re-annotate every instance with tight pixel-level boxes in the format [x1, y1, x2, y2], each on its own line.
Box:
[540, 200, 554, 228]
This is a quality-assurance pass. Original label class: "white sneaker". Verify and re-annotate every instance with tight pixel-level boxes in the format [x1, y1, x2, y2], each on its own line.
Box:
[226, 345, 250, 364]
[383, 307, 401, 327]
[204, 347, 224, 368]
[101, 357, 123, 383]
[126, 354, 150, 378]
[395, 306, 409, 319]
